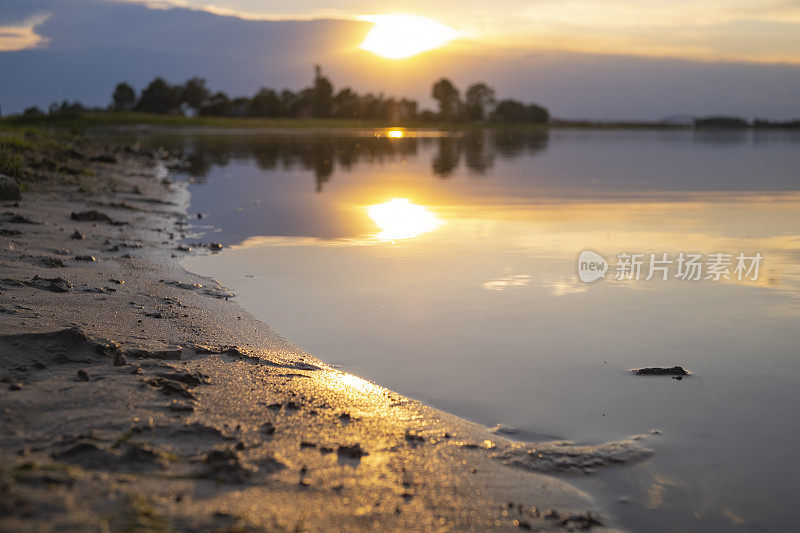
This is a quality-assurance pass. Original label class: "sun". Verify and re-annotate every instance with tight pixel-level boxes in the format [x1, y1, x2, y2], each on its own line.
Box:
[359, 14, 459, 59]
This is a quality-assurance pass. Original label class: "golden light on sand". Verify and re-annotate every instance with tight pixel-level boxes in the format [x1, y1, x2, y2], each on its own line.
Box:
[358, 14, 458, 59]
[368, 198, 442, 241]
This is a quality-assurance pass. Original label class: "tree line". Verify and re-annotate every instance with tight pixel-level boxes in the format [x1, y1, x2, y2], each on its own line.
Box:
[22, 65, 550, 123]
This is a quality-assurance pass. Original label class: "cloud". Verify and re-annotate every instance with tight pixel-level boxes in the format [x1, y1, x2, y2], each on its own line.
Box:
[0, 13, 49, 51]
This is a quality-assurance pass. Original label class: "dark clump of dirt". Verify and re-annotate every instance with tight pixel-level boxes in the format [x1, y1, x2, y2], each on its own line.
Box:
[632, 366, 689, 376]
[70, 210, 124, 225]
[337, 444, 368, 464]
[25, 275, 73, 292]
[6, 214, 40, 224]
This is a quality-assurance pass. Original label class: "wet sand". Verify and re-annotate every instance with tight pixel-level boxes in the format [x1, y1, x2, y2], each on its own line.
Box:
[0, 137, 652, 531]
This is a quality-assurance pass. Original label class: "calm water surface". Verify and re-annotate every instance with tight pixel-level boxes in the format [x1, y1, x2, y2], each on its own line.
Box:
[138, 128, 799, 532]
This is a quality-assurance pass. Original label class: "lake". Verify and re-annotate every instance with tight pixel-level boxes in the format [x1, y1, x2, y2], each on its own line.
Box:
[134, 127, 800, 531]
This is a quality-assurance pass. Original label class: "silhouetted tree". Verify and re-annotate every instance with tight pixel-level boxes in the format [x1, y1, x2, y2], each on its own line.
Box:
[432, 78, 461, 121]
[181, 77, 210, 113]
[332, 88, 360, 119]
[111, 82, 136, 111]
[48, 100, 85, 116]
[491, 99, 549, 123]
[22, 106, 45, 117]
[247, 88, 283, 117]
[199, 92, 231, 116]
[526, 103, 549, 123]
[492, 99, 527, 122]
[230, 97, 250, 117]
[311, 65, 334, 118]
[465, 83, 495, 121]
[135, 77, 180, 114]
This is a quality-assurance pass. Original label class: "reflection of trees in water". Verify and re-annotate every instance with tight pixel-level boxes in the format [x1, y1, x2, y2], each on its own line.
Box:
[151, 130, 549, 190]
[429, 130, 549, 177]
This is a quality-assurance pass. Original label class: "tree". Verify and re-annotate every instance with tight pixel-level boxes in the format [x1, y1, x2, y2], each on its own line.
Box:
[22, 106, 44, 117]
[111, 82, 136, 112]
[247, 88, 283, 117]
[332, 88, 360, 119]
[199, 92, 231, 116]
[527, 103, 549, 123]
[181, 77, 210, 113]
[465, 83, 495, 121]
[432, 78, 461, 121]
[311, 65, 334, 118]
[492, 99, 528, 122]
[135, 77, 180, 114]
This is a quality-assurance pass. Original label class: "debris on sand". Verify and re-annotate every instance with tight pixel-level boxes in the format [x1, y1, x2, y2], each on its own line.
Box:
[40, 257, 65, 268]
[6, 214, 40, 224]
[89, 154, 117, 164]
[113, 351, 127, 366]
[24, 275, 73, 292]
[75, 369, 90, 381]
[70, 230, 85, 240]
[70, 210, 124, 225]
[146, 377, 197, 400]
[0, 174, 21, 201]
[75, 255, 96, 262]
[209, 242, 223, 251]
[337, 444, 368, 462]
[202, 448, 255, 483]
[632, 366, 689, 376]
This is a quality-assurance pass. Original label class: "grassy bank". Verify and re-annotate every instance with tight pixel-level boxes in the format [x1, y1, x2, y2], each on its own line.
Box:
[0, 124, 129, 191]
[1, 111, 689, 131]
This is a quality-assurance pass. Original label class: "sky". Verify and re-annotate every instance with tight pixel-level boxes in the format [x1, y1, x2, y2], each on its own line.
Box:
[114, 0, 800, 64]
[1, 0, 799, 119]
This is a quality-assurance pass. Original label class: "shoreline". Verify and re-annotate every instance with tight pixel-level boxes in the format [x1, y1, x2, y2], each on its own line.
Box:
[0, 131, 651, 531]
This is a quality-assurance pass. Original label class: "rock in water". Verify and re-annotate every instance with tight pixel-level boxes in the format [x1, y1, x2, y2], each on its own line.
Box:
[0, 174, 21, 201]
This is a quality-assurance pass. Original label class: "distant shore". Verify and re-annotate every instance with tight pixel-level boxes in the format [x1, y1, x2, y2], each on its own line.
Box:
[1, 111, 699, 131]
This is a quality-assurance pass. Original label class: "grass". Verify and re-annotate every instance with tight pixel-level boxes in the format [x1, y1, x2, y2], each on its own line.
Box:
[0, 125, 106, 189]
[0, 111, 689, 131]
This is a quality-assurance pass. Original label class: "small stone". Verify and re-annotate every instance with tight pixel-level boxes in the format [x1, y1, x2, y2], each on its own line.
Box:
[75, 255, 96, 262]
[9, 382, 23, 391]
[71, 231, 85, 240]
[209, 242, 223, 251]
[76, 369, 89, 381]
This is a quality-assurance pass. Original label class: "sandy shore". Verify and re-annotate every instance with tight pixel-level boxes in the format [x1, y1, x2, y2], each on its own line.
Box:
[0, 134, 650, 531]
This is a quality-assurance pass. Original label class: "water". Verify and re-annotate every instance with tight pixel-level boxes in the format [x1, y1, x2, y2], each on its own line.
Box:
[138, 128, 800, 531]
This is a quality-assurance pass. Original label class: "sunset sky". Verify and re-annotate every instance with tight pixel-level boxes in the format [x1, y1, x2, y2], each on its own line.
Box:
[2, 0, 799, 119]
[117, 0, 800, 63]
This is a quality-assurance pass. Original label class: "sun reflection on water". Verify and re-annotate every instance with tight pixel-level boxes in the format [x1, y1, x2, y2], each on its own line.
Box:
[367, 198, 443, 241]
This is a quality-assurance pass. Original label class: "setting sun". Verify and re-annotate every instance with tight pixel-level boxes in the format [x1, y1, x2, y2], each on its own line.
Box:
[358, 14, 459, 59]
[367, 198, 443, 240]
